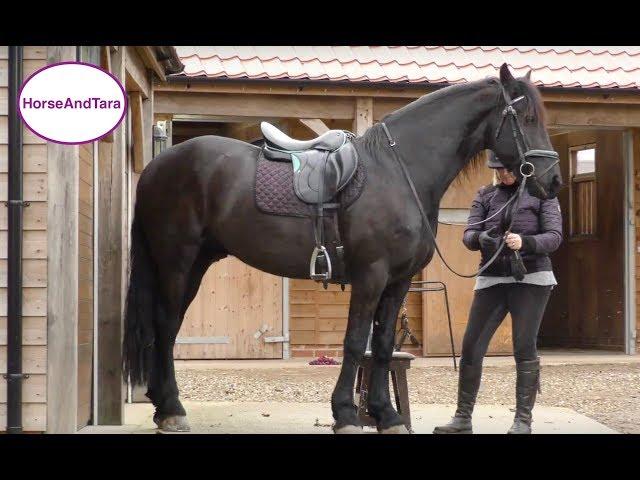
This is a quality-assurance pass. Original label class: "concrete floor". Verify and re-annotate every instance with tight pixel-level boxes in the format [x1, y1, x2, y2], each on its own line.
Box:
[79, 401, 617, 434]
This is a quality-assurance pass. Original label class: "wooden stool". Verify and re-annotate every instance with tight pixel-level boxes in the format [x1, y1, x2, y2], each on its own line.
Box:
[355, 351, 415, 430]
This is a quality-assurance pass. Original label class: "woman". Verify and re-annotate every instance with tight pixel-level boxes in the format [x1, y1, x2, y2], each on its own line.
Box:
[433, 152, 563, 434]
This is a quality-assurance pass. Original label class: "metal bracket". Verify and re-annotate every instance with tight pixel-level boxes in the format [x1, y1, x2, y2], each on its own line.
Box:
[174, 336, 230, 345]
[264, 335, 289, 344]
[3, 373, 30, 380]
[4, 200, 30, 207]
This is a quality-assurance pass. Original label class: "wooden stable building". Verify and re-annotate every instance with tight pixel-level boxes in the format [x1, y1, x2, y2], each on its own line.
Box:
[0, 45, 183, 432]
[2, 45, 640, 433]
[158, 47, 640, 361]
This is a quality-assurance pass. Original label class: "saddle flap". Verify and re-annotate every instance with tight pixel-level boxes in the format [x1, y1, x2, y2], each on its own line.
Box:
[292, 142, 358, 205]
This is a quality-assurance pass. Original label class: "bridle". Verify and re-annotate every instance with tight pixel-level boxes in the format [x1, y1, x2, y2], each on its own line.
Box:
[380, 82, 560, 278]
[494, 83, 560, 199]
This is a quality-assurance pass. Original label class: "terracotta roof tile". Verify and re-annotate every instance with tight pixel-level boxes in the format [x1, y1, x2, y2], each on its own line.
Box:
[174, 46, 640, 89]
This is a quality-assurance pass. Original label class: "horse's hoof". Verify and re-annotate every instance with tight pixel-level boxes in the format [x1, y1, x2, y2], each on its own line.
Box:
[333, 424, 364, 434]
[156, 415, 191, 433]
[379, 424, 410, 434]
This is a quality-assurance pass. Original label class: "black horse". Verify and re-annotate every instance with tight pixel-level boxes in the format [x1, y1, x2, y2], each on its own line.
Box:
[123, 64, 562, 433]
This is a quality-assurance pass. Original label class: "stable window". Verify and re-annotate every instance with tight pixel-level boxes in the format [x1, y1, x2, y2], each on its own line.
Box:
[569, 144, 597, 237]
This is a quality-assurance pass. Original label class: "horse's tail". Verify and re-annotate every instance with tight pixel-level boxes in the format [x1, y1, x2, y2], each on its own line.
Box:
[122, 211, 158, 386]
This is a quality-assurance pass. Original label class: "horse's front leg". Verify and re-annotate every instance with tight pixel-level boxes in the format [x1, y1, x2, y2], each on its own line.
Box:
[367, 278, 412, 433]
[331, 265, 388, 433]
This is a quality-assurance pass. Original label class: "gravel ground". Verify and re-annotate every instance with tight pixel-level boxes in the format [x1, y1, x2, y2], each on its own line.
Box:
[177, 363, 640, 433]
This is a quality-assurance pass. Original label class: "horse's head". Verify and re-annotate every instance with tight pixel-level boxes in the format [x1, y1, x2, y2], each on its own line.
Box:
[488, 63, 563, 199]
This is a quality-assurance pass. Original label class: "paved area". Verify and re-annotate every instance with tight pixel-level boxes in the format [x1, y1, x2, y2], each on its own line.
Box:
[81, 351, 637, 434]
[78, 401, 617, 434]
[173, 354, 640, 433]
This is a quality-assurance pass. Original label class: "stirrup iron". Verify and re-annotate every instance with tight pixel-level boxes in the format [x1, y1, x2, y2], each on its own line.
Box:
[310, 245, 332, 281]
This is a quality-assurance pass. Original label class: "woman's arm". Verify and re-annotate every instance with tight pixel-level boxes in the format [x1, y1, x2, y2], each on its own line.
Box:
[463, 188, 488, 251]
[521, 197, 563, 254]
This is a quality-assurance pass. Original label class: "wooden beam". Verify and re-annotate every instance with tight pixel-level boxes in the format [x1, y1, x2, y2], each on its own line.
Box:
[154, 91, 354, 119]
[155, 80, 434, 99]
[156, 80, 640, 105]
[124, 46, 150, 99]
[142, 91, 153, 168]
[130, 91, 145, 173]
[97, 46, 126, 425]
[46, 46, 79, 434]
[100, 46, 111, 74]
[373, 98, 410, 121]
[100, 47, 114, 143]
[354, 98, 373, 135]
[545, 102, 640, 128]
[299, 118, 329, 136]
[135, 46, 166, 82]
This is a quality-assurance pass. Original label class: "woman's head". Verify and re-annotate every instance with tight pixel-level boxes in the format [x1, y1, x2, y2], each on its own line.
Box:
[488, 152, 517, 186]
[494, 167, 517, 186]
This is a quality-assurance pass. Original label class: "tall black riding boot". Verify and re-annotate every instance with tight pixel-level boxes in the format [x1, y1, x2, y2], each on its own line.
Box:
[433, 363, 483, 434]
[507, 358, 541, 434]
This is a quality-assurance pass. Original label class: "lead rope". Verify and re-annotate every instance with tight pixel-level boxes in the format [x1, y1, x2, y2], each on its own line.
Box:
[380, 123, 527, 279]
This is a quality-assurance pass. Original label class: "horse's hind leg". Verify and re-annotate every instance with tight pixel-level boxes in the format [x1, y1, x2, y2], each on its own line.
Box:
[146, 242, 202, 432]
[149, 244, 227, 432]
[367, 278, 412, 434]
[331, 265, 388, 433]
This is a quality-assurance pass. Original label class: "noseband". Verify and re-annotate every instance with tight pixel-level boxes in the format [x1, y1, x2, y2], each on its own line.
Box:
[495, 85, 560, 199]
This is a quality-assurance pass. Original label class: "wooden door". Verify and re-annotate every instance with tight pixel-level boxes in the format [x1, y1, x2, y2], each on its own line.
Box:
[423, 166, 513, 356]
[541, 131, 625, 349]
[174, 257, 284, 359]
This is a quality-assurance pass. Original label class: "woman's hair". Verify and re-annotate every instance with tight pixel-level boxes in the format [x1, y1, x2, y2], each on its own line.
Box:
[492, 169, 501, 186]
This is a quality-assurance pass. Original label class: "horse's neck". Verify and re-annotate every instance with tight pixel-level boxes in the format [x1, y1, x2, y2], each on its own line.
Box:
[386, 84, 498, 209]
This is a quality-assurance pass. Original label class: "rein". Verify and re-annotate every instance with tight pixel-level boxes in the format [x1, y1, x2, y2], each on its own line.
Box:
[379, 83, 559, 279]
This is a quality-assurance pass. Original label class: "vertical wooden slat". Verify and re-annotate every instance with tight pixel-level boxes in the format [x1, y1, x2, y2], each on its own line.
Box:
[97, 45, 126, 425]
[46, 45, 79, 434]
[130, 91, 144, 173]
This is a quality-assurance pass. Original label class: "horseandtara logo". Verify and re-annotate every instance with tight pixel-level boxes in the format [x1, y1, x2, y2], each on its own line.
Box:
[22, 97, 122, 110]
[18, 61, 127, 145]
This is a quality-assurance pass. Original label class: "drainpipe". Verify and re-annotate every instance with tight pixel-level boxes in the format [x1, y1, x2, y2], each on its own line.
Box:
[5, 46, 25, 434]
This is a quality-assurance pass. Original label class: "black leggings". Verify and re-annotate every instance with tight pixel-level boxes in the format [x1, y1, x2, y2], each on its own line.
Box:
[460, 283, 552, 366]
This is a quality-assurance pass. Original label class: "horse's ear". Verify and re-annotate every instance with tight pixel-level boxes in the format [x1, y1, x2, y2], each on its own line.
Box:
[499, 63, 515, 85]
[525, 69, 532, 81]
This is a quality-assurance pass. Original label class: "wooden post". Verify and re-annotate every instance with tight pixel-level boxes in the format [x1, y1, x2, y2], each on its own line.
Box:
[46, 46, 79, 433]
[299, 118, 329, 136]
[142, 79, 153, 169]
[353, 98, 373, 136]
[100, 47, 114, 143]
[130, 91, 144, 173]
[97, 46, 126, 425]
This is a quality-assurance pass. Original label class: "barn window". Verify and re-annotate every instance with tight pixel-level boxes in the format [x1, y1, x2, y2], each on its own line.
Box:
[569, 144, 597, 238]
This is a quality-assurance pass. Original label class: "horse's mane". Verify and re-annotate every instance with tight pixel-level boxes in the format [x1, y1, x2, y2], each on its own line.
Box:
[362, 75, 545, 187]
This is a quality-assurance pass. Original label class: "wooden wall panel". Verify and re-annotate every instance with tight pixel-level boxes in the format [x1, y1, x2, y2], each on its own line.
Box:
[175, 256, 283, 359]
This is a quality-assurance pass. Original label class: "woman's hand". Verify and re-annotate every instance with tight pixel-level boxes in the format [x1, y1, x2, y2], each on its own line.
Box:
[478, 226, 501, 253]
[505, 233, 522, 250]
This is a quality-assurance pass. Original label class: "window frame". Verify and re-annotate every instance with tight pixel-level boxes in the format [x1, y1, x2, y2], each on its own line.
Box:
[568, 143, 598, 240]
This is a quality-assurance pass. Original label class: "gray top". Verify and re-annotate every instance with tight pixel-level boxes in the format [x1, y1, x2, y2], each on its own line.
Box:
[474, 270, 557, 291]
